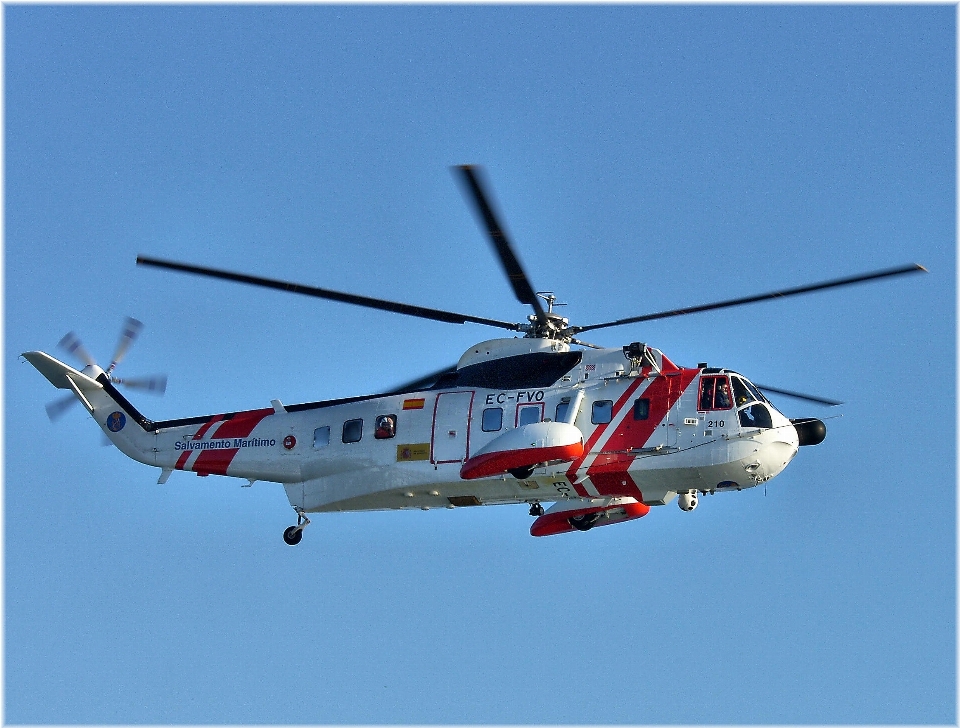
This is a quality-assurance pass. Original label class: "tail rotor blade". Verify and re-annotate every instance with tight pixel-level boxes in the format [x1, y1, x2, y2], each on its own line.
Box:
[58, 332, 97, 369]
[45, 393, 78, 421]
[108, 317, 143, 373]
[113, 373, 167, 395]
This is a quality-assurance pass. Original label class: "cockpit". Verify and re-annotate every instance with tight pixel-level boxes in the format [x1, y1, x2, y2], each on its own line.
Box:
[698, 370, 775, 430]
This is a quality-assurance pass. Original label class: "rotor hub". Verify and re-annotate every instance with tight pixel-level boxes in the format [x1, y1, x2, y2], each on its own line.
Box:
[525, 312, 570, 339]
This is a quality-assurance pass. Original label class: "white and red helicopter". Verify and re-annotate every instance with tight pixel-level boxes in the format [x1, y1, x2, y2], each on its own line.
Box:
[24, 166, 925, 544]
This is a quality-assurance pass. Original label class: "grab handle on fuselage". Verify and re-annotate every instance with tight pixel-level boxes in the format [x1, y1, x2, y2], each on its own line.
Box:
[562, 389, 584, 425]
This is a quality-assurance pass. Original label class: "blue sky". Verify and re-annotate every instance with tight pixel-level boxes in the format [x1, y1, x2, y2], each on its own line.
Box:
[5, 5, 955, 724]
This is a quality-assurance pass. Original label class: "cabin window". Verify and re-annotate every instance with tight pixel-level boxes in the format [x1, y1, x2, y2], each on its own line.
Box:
[313, 426, 330, 448]
[375, 414, 397, 440]
[633, 398, 650, 421]
[739, 402, 773, 430]
[517, 404, 543, 427]
[592, 400, 613, 424]
[342, 418, 363, 443]
[555, 401, 570, 422]
[481, 407, 503, 432]
[699, 376, 733, 411]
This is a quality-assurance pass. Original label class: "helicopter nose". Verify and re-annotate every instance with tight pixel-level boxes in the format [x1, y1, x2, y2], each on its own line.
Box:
[742, 412, 800, 484]
[748, 438, 799, 483]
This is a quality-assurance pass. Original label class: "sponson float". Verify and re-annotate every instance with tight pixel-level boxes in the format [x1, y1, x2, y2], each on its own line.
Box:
[25, 166, 925, 544]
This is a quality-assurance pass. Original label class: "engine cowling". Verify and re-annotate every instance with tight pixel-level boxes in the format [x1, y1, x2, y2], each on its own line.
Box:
[460, 421, 583, 480]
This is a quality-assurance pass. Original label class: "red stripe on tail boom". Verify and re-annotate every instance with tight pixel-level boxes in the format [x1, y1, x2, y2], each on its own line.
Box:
[192, 408, 274, 476]
[175, 414, 224, 470]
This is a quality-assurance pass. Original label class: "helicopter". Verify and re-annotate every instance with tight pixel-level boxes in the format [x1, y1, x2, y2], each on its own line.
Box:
[23, 166, 926, 544]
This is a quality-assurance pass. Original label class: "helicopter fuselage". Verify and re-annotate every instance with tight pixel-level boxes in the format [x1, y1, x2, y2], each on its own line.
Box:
[25, 337, 806, 533]
[24, 166, 922, 542]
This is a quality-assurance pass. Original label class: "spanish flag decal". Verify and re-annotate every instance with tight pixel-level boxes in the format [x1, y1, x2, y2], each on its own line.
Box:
[402, 398, 426, 410]
[397, 443, 431, 462]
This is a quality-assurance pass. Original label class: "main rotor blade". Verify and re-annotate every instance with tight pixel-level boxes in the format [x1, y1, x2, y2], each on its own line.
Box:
[754, 384, 843, 407]
[136, 256, 521, 331]
[572, 264, 927, 334]
[386, 364, 458, 394]
[454, 165, 546, 324]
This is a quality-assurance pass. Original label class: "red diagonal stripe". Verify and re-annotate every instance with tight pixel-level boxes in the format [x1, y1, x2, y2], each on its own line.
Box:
[588, 369, 698, 497]
[175, 414, 224, 470]
[566, 376, 648, 487]
[193, 408, 274, 475]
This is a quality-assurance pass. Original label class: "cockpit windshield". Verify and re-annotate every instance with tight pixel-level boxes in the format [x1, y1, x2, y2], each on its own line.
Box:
[744, 378, 765, 403]
[730, 374, 775, 429]
[732, 376, 753, 407]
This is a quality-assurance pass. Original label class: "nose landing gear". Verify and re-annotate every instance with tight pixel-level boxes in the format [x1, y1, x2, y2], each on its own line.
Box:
[283, 507, 310, 545]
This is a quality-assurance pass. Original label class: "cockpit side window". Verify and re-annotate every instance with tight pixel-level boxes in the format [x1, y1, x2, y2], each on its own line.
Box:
[739, 403, 773, 429]
[716, 379, 732, 409]
[699, 377, 715, 410]
[699, 376, 733, 411]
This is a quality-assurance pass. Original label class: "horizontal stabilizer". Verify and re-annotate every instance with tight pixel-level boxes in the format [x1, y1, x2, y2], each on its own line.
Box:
[22, 351, 99, 391]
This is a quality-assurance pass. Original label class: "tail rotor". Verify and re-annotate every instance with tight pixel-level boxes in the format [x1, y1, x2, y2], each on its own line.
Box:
[46, 317, 167, 421]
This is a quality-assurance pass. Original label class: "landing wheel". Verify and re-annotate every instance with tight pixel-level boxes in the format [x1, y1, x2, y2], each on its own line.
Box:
[529, 502, 545, 517]
[509, 465, 536, 479]
[283, 526, 303, 546]
[569, 513, 600, 531]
